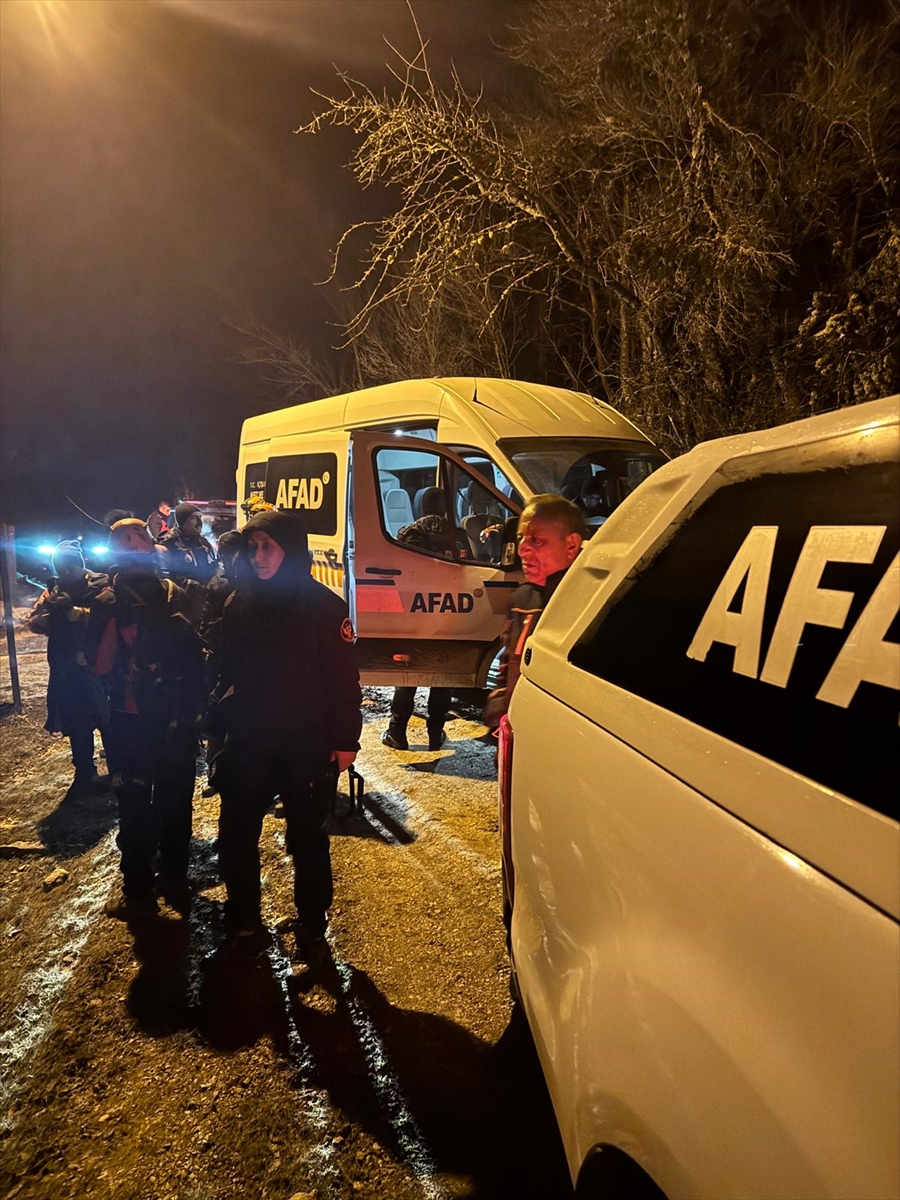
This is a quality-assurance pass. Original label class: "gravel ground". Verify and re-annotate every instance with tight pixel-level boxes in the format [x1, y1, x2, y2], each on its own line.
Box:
[0, 604, 571, 1200]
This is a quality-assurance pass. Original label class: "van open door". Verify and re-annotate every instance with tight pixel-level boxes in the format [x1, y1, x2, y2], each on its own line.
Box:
[348, 432, 522, 687]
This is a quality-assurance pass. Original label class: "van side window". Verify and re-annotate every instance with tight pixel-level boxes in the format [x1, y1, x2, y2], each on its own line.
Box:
[447, 446, 524, 508]
[374, 448, 515, 565]
[569, 460, 899, 816]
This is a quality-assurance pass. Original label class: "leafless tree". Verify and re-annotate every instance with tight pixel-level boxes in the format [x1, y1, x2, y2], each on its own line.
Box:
[298, 0, 898, 451]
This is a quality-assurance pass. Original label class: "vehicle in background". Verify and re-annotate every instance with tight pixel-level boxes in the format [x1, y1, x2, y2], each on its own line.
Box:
[236, 377, 666, 687]
[501, 395, 900, 1199]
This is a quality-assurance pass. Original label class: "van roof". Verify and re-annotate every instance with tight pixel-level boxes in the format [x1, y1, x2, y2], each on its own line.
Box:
[240, 377, 654, 447]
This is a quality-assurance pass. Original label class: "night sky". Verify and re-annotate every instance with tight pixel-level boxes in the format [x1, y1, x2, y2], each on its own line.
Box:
[0, 0, 525, 537]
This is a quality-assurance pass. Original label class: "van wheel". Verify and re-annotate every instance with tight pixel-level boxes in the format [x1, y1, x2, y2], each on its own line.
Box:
[575, 1145, 667, 1199]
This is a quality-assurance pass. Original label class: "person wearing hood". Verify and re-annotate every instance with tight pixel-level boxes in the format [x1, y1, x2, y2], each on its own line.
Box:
[87, 519, 207, 918]
[27, 540, 110, 794]
[212, 509, 362, 955]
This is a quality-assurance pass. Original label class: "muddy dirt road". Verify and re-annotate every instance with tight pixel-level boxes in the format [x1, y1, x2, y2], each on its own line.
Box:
[1, 619, 571, 1200]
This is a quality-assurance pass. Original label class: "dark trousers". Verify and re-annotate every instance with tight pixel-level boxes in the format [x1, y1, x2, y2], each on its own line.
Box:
[217, 748, 334, 933]
[69, 718, 107, 777]
[390, 686, 452, 731]
[106, 711, 196, 895]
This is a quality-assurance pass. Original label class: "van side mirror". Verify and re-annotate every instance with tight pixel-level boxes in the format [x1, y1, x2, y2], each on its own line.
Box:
[500, 515, 520, 572]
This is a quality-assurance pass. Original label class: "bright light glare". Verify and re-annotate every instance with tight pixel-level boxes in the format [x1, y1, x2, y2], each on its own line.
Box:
[91, 545, 108, 555]
[38, 544, 56, 556]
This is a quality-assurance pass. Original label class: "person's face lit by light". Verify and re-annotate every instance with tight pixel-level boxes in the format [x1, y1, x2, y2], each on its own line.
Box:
[517, 514, 582, 586]
[248, 530, 285, 580]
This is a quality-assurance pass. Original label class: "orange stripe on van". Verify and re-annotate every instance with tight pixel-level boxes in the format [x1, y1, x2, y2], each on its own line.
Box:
[355, 586, 404, 613]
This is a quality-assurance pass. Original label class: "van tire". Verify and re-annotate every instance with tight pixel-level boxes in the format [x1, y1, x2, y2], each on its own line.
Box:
[575, 1145, 667, 1199]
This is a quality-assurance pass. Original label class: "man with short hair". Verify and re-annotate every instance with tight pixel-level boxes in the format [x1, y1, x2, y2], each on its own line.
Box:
[483, 494, 586, 730]
[151, 499, 173, 535]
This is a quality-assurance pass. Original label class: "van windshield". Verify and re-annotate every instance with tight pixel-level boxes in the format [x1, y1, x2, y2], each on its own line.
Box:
[498, 438, 667, 526]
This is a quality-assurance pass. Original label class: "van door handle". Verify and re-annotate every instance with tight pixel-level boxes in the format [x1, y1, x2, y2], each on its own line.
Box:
[366, 567, 401, 576]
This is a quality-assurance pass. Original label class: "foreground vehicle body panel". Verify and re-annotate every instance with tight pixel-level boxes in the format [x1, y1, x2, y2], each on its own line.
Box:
[510, 679, 899, 1198]
[506, 395, 900, 1198]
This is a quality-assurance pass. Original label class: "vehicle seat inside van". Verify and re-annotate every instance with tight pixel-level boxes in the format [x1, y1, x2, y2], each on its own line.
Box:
[379, 470, 400, 497]
[581, 473, 616, 520]
[384, 488, 414, 537]
[413, 487, 434, 519]
[461, 482, 504, 559]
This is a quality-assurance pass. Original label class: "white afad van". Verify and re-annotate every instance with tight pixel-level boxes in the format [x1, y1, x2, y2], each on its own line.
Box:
[501, 395, 900, 1199]
[237, 377, 666, 686]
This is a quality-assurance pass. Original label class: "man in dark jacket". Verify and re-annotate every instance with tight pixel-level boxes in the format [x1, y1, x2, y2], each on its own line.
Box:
[213, 510, 362, 955]
[27, 540, 109, 793]
[157, 503, 218, 587]
[484, 495, 586, 731]
[88, 519, 207, 917]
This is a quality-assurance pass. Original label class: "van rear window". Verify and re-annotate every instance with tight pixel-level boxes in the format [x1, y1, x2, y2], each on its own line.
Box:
[570, 461, 899, 817]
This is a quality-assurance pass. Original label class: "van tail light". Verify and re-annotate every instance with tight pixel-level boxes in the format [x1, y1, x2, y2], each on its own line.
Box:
[498, 714, 515, 910]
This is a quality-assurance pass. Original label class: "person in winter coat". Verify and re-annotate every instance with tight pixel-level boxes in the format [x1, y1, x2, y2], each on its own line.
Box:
[483, 495, 586, 732]
[157, 503, 218, 587]
[27, 540, 110, 794]
[212, 510, 362, 956]
[88, 519, 207, 918]
[150, 499, 173, 535]
[395, 486, 454, 556]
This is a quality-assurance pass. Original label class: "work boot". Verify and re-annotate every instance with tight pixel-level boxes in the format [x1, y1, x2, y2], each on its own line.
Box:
[381, 724, 409, 751]
[156, 873, 193, 913]
[71, 770, 105, 796]
[427, 724, 447, 751]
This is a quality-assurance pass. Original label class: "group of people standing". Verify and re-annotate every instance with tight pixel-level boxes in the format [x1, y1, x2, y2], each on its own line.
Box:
[27, 492, 585, 957]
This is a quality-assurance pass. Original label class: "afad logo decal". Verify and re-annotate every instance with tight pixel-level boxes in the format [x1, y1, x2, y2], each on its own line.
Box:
[687, 524, 899, 709]
[340, 617, 356, 643]
[411, 591, 475, 614]
[274, 471, 330, 510]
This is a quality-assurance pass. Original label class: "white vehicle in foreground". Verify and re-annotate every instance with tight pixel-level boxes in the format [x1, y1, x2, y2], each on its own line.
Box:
[501, 396, 900, 1199]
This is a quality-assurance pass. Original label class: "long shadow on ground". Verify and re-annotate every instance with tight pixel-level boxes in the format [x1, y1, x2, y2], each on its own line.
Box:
[38, 785, 118, 857]
[285, 959, 573, 1199]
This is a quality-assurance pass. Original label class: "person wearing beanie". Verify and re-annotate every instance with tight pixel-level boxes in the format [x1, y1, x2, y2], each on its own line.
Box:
[86, 518, 207, 918]
[212, 509, 362, 958]
[27, 540, 110, 794]
[157, 503, 218, 588]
